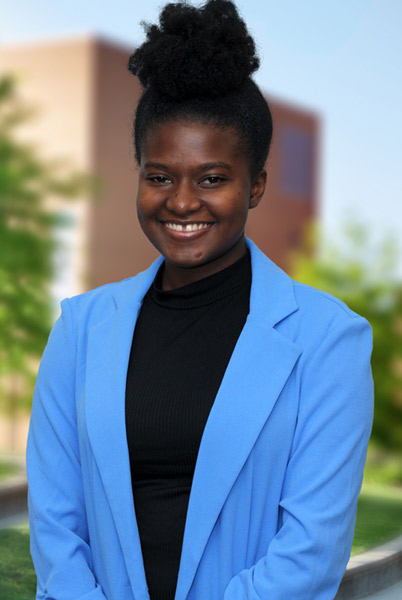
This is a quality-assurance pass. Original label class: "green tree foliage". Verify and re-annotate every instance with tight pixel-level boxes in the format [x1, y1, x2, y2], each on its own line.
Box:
[0, 74, 88, 424]
[292, 223, 402, 451]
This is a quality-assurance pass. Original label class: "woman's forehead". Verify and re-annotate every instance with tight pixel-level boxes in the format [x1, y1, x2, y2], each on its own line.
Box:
[141, 120, 246, 166]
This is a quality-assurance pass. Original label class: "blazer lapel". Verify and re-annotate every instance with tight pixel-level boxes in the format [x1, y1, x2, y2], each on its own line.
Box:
[84, 259, 163, 599]
[176, 240, 301, 600]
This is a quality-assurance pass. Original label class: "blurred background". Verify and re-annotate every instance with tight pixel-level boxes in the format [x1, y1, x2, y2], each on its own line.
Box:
[0, 0, 402, 595]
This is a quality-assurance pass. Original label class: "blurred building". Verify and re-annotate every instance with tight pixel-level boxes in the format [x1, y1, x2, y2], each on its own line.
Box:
[0, 36, 319, 299]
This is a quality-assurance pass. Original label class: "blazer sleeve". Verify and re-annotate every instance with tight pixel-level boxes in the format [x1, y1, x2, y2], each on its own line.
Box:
[224, 313, 374, 600]
[26, 299, 107, 600]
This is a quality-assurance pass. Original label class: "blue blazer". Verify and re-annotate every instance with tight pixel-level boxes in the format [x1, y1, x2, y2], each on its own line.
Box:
[27, 239, 374, 600]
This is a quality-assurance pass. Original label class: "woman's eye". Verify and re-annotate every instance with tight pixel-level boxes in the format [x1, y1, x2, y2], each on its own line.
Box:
[147, 175, 171, 184]
[201, 176, 225, 185]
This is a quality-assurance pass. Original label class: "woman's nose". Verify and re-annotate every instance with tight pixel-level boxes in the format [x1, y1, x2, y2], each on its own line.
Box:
[165, 181, 202, 214]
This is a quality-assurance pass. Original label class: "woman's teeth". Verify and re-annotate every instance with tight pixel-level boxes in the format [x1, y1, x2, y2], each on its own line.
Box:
[165, 222, 210, 232]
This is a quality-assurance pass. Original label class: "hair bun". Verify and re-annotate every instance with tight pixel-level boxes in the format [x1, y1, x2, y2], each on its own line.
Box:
[128, 0, 259, 100]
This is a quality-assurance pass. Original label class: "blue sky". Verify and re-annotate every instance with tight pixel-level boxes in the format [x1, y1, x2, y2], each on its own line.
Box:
[1, 0, 402, 273]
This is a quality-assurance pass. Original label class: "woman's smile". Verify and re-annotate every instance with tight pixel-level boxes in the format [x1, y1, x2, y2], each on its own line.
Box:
[137, 120, 266, 289]
[162, 221, 214, 234]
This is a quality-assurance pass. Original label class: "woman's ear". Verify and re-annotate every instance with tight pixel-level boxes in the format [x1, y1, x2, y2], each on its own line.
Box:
[249, 169, 267, 209]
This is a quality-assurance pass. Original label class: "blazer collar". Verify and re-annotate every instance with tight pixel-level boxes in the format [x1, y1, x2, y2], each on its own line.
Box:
[246, 238, 298, 326]
[112, 239, 298, 326]
[83, 255, 162, 598]
[113, 255, 164, 311]
[85, 239, 300, 600]
[175, 240, 301, 599]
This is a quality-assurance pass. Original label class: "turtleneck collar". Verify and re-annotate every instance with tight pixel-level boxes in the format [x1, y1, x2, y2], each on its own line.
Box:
[148, 250, 251, 310]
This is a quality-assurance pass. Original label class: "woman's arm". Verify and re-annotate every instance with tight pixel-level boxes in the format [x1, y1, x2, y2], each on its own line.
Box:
[224, 313, 374, 599]
[27, 299, 107, 600]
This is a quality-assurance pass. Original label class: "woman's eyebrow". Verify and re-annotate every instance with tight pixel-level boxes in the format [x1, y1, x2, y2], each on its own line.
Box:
[143, 161, 232, 171]
[199, 162, 232, 171]
[143, 161, 170, 170]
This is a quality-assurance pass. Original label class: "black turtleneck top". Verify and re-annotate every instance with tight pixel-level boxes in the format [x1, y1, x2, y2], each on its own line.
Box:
[125, 250, 251, 600]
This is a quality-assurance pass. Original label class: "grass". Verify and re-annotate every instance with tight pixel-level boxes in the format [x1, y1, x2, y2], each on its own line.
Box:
[0, 524, 36, 600]
[0, 484, 401, 597]
[363, 445, 402, 487]
[351, 482, 402, 555]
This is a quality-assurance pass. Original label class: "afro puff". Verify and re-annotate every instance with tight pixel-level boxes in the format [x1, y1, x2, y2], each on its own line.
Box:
[128, 0, 273, 177]
[128, 0, 259, 99]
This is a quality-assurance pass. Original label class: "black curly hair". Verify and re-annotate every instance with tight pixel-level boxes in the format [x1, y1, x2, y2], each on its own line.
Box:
[128, 0, 273, 178]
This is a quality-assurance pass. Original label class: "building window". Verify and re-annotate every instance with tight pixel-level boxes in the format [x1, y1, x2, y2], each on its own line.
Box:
[279, 126, 314, 199]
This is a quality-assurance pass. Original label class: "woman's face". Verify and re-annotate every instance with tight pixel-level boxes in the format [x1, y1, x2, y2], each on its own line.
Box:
[137, 120, 266, 289]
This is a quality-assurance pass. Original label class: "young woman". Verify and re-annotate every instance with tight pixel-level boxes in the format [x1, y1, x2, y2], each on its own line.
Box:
[27, 2, 374, 599]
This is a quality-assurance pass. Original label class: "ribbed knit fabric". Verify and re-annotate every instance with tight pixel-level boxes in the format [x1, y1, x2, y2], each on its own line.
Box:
[125, 250, 251, 600]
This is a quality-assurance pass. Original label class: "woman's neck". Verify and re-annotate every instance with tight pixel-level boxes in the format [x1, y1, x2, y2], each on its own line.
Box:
[161, 237, 247, 291]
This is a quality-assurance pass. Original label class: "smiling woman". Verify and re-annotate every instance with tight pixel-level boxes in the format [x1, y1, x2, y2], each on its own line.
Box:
[26, 1, 374, 600]
[137, 121, 266, 289]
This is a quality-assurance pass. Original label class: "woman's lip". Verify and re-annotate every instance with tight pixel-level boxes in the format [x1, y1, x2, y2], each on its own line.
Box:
[160, 221, 214, 238]
[162, 221, 214, 232]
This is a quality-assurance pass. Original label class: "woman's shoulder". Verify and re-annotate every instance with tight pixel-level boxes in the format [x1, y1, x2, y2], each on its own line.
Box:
[69, 274, 137, 305]
[280, 278, 373, 364]
[60, 259, 163, 328]
[248, 239, 368, 328]
[291, 278, 364, 323]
